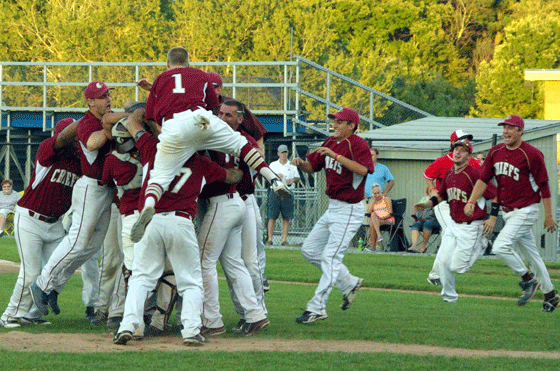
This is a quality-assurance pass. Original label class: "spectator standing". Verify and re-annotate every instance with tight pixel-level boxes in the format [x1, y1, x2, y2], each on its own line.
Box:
[364, 148, 394, 198]
[267, 145, 300, 246]
[0, 179, 22, 236]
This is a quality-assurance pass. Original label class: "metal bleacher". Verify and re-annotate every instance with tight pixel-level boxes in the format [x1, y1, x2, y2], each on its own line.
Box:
[0, 57, 431, 194]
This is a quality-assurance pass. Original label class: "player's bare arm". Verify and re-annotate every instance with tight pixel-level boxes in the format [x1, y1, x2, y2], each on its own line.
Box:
[316, 146, 368, 176]
[464, 179, 488, 217]
[135, 78, 153, 91]
[101, 112, 129, 132]
[124, 108, 146, 138]
[225, 168, 243, 184]
[291, 158, 314, 173]
[425, 178, 437, 197]
[53, 118, 80, 150]
[542, 197, 558, 232]
[86, 129, 112, 151]
[483, 197, 499, 235]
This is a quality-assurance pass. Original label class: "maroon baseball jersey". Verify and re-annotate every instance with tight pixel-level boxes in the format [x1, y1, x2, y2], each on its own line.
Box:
[424, 153, 481, 188]
[199, 149, 237, 199]
[145, 67, 220, 126]
[18, 136, 81, 218]
[101, 152, 142, 216]
[438, 165, 497, 223]
[136, 132, 227, 216]
[480, 141, 551, 208]
[76, 110, 112, 180]
[307, 134, 374, 204]
[235, 131, 259, 197]
[214, 95, 268, 142]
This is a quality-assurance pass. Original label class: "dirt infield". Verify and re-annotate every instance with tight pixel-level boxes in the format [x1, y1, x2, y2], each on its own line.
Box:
[1, 331, 560, 358]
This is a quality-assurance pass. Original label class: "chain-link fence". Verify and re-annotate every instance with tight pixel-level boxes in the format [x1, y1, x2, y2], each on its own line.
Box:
[254, 137, 331, 246]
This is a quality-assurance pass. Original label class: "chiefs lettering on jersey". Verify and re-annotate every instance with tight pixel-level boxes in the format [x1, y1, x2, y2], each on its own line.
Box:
[325, 156, 343, 175]
[446, 187, 468, 203]
[494, 162, 520, 180]
[50, 169, 79, 188]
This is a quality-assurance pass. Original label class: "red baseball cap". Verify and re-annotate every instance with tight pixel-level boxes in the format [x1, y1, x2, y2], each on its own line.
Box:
[327, 107, 360, 125]
[207, 72, 223, 87]
[450, 129, 473, 143]
[84, 81, 113, 99]
[451, 138, 473, 154]
[499, 114, 524, 129]
[54, 118, 76, 135]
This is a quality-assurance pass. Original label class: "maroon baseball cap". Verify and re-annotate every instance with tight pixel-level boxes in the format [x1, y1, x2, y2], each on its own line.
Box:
[327, 107, 360, 125]
[499, 114, 524, 129]
[450, 129, 473, 143]
[451, 138, 473, 154]
[207, 72, 223, 87]
[84, 81, 113, 99]
[54, 118, 76, 135]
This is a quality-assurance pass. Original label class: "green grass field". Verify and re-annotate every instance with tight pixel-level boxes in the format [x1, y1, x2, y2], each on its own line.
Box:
[1, 238, 560, 370]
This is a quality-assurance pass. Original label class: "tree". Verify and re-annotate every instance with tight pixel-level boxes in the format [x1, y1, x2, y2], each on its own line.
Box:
[473, 12, 560, 118]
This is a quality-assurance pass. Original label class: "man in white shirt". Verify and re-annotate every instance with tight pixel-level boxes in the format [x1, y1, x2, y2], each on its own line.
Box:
[267, 145, 300, 246]
[0, 179, 22, 237]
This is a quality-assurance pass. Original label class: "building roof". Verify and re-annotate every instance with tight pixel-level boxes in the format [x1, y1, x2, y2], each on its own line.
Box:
[358, 116, 560, 159]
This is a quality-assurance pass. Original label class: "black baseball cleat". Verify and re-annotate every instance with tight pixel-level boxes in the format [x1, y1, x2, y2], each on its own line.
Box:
[542, 294, 560, 313]
[183, 333, 208, 346]
[295, 311, 327, 324]
[241, 318, 270, 336]
[518, 278, 540, 306]
[113, 330, 133, 345]
[130, 205, 155, 243]
[47, 290, 60, 315]
[341, 278, 364, 310]
[29, 282, 49, 316]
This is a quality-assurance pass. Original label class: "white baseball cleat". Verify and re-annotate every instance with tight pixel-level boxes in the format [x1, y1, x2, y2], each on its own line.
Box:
[0, 316, 21, 329]
[130, 205, 155, 243]
[272, 178, 292, 200]
[193, 114, 210, 130]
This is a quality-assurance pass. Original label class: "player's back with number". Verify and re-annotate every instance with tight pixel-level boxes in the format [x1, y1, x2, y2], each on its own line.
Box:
[135, 132, 226, 216]
[145, 67, 219, 126]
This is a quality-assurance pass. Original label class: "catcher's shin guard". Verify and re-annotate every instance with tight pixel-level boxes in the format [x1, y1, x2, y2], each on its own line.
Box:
[150, 271, 178, 331]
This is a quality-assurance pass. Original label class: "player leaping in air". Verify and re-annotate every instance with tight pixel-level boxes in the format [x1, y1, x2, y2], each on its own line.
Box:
[130, 46, 290, 243]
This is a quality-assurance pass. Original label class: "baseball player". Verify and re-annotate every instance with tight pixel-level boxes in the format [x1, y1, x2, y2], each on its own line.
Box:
[0, 118, 81, 328]
[415, 139, 497, 302]
[424, 129, 481, 286]
[113, 114, 242, 346]
[213, 99, 268, 334]
[29, 81, 128, 316]
[207, 72, 270, 286]
[130, 46, 290, 244]
[465, 115, 560, 312]
[291, 107, 374, 324]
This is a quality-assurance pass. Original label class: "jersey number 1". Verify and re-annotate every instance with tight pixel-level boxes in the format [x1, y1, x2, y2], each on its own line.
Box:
[172, 74, 185, 94]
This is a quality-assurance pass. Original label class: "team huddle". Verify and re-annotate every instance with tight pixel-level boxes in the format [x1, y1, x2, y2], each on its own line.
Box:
[1, 47, 559, 346]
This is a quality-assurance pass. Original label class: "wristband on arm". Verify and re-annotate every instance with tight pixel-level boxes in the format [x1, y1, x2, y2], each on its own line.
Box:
[490, 202, 500, 217]
[429, 196, 439, 207]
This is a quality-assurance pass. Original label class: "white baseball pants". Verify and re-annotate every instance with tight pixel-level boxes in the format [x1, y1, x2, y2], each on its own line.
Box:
[436, 220, 487, 302]
[302, 199, 363, 316]
[493, 204, 555, 294]
[118, 212, 203, 339]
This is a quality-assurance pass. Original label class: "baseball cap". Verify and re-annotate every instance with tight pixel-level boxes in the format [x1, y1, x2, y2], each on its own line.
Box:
[327, 107, 360, 125]
[84, 81, 113, 99]
[277, 144, 288, 153]
[450, 129, 473, 143]
[207, 72, 223, 87]
[54, 118, 76, 135]
[499, 114, 524, 129]
[451, 138, 473, 154]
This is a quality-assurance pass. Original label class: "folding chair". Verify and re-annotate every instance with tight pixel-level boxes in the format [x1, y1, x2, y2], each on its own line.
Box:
[379, 198, 409, 252]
